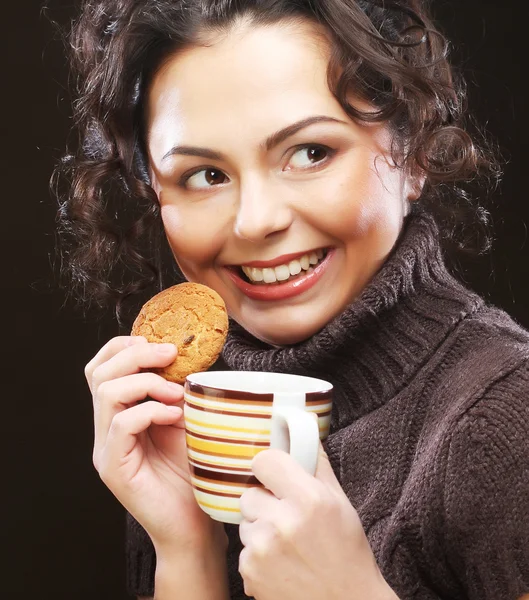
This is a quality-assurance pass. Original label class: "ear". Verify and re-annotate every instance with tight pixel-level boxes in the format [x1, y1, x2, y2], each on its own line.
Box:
[149, 169, 162, 197]
[405, 172, 426, 202]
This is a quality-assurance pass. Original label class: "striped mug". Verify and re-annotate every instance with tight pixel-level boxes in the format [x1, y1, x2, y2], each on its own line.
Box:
[183, 371, 333, 524]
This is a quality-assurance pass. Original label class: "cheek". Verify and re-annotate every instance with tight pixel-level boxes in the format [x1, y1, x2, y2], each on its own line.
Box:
[160, 204, 224, 267]
[314, 157, 405, 240]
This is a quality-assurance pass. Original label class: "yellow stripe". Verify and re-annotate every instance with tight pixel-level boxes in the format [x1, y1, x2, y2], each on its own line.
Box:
[186, 416, 328, 436]
[186, 434, 263, 457]
[188, 454, 252, 470]
[185, 416, 270, 435]
[186, 398, 269, 415]
[198, 500, 240, 513]
[192, 479, 249, 494]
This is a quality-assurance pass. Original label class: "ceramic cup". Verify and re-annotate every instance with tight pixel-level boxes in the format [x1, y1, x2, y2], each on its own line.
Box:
[183, 371, 333, 524]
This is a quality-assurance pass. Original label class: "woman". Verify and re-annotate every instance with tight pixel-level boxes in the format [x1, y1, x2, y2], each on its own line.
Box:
[56, 0, 529, 598]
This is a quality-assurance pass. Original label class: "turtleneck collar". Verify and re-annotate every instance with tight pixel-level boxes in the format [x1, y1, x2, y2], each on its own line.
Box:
[222, 210, 483, 431]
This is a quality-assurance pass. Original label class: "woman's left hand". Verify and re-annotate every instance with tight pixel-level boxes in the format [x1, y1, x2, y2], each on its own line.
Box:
[238, 443, 398, 600]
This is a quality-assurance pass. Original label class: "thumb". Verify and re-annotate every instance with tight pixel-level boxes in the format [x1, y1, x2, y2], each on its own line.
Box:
[314, 439, 341, 489]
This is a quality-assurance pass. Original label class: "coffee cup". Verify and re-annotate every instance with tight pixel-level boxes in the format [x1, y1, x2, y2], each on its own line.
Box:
[183, 371, 333, 524]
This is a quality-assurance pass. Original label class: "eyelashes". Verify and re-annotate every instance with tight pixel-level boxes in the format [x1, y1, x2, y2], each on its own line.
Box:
[177, 143, 336, 191]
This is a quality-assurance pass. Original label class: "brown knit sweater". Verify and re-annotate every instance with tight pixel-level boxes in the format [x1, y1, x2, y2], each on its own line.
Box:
[126, 211, 529, 600]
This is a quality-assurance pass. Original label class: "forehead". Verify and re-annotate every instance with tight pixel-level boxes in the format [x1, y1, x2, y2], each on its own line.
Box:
[145, 20, 343, 156]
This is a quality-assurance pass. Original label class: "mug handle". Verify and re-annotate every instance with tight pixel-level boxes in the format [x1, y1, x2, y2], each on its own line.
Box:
[270, 405, 320, 475]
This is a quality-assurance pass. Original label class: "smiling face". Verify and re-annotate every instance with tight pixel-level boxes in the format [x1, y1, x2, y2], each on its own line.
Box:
[146, 18, 417, 346]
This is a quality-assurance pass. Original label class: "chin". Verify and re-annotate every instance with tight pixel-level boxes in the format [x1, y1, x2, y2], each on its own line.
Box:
[239, 314, 328, 347]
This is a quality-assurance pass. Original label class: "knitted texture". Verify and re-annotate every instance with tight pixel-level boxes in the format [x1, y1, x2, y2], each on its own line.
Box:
[125, 212, 529, 599]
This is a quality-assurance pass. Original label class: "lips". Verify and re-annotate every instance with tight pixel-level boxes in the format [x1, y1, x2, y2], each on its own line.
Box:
[225, 248, 334, 301]
[241, 249, 327, 284]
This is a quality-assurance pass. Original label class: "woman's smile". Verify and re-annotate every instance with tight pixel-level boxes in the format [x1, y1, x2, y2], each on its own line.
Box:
[147, 19, 417, 345]
[224, 248, 334, 301]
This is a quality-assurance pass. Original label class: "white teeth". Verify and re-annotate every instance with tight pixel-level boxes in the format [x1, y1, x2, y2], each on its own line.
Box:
[251, 267, 263, 282]
[262, 268, 277, 283]
[241, 249, 327, 284]
[275, 265, 291, 281]
[289, 260, 302, 276]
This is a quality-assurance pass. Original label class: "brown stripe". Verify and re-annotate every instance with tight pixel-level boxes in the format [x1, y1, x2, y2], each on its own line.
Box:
[186, 429, 270, 447]
[192, 483, 242, 498]
[191, 465, 260, 486]
[187, 382, 332, 403]
[193, 473, 255, 488]
[189, 458, 252, 472]
[187, 383, 274, 402]
[185, 400, 270, 418]
[307, 390, 332, 402]
[187, 389, 273, 406]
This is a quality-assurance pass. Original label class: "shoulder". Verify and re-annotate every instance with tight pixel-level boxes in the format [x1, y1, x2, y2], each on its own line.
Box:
[421, 303, 529, 415]
[448, 302, 529, 360]
[453, 302, 529, 353]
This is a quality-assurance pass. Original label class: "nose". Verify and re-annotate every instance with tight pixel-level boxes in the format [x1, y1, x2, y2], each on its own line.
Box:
[234, 178, 294, 242]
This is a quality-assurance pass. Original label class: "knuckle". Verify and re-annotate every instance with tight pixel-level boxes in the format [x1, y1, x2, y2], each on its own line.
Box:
[302, 486, 324, 512]
[84, 361, 94, 385]
[95, 380, 113, 404]
[275, 514, 297, 540]
[90, 364, 105, 392]
[257, 527, 278, 556]
[238, 547, 254, 582]
[109, 411, 127, 436]
[239, 486, 257, 512]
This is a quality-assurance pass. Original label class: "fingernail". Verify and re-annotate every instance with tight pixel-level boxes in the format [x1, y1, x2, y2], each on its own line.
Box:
[166, 381, 181, 392]
[156, 343, 176, 354]
[166, 405, 181, 414]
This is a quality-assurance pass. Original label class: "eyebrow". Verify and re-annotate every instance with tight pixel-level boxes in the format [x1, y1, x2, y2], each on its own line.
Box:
[161, 115, 348, 162]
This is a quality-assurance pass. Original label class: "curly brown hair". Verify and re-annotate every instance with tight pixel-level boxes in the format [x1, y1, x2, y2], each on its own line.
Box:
[53, 0, 500, 326]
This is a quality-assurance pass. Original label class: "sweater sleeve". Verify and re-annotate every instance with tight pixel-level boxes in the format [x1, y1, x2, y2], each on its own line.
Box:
[125, 512, 156, 598]
[124, 515, 250, 599]
[441, 361, 529, 600]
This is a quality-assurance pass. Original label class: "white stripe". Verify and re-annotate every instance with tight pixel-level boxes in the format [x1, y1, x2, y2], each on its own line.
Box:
[188, 449, 253, 468]
[191, 476, 250, 494]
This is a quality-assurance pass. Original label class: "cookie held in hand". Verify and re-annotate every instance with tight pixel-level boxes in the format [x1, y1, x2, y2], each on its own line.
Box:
[131, 283, 229, 383]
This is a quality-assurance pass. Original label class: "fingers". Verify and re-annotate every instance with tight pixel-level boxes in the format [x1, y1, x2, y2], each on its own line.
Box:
[239, 487, 280, 551]
[98, 400, 182, 481]
[240, 486, 277, 523]
[90, 340, 178, 397]
[314, 440, 341, 489]
[94, 372, 184, 455]
[85, 336, 148, 392]
[251, 448, 317, 500]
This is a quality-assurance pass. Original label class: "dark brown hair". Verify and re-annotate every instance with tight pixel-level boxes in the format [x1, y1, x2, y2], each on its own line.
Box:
[53, 0, 500, 325]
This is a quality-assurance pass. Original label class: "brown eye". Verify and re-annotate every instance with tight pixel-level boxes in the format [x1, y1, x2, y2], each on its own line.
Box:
[307, 146, 327, 162]
[287, 145, 332, 170]
[205, 169, 227, 185]
[184, 167, 230, 190]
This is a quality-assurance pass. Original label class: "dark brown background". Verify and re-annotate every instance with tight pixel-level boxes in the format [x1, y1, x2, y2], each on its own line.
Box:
[3, 1, 527, 598]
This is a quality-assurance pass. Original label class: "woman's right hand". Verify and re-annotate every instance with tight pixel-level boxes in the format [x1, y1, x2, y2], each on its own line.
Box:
[85, 335, 226, 554]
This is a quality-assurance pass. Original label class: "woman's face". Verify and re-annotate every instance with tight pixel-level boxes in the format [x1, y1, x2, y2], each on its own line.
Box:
[146, 19, 417, 345]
